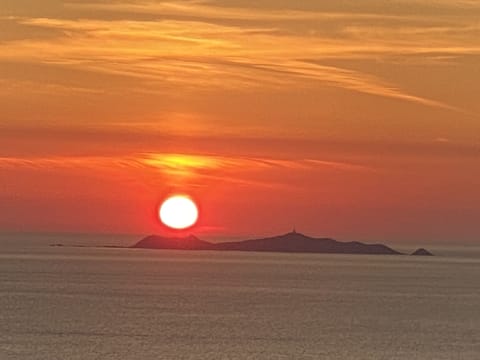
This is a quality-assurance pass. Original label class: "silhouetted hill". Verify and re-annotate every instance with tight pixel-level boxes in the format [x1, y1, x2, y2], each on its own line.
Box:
[134, 235, 213, 250]
[214, 232, 401, 254]
[411, 248, 434, 256]
[132, 231, 403, 255]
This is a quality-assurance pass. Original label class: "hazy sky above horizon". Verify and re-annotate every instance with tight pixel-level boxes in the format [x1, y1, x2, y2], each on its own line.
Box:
[1, 0, 480, 242]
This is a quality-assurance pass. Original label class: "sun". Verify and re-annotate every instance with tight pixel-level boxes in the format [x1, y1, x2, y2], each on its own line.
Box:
[159, 195, 199, 230]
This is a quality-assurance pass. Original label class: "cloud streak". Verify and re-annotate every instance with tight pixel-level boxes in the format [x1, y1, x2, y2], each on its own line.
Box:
[0, 153, 371, 173]
[2, 1, 478, 110]
[65, 1, 413, 22]
[0, 152, 373, 191]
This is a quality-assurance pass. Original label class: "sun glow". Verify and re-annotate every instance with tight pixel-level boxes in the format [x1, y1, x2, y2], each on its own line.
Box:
[141, 153, 222, 178]
[159, 195, 199, 230]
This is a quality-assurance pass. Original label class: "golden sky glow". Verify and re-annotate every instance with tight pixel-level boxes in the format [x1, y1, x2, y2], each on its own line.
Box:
[1, 0, 480, 242]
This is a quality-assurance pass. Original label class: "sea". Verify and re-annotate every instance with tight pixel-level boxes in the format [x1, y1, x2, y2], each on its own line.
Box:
[0, 233, 479, 359]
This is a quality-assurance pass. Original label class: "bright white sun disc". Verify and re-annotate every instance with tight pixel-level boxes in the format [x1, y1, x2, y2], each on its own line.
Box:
[159, 195, 199, 229]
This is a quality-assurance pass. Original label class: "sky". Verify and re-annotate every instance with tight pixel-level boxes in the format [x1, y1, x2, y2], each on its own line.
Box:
[1, 0, 479, 243]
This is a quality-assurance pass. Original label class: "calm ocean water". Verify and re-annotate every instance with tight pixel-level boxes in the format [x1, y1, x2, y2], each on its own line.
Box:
[0, 234, 479, 359]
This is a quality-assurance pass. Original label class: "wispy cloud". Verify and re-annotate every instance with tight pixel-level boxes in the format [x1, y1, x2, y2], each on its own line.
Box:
[0, 153, 371, 173]
[65, 1, 411, 22]
[2, 0, 478, 111]
[238, 60, 460, 110]
[392, 0, 480, 8]
[0, 156, 133, 170]
[0, 78, 104, 96]
[0, 153, 372, 190]
[139, 153, 371, 172]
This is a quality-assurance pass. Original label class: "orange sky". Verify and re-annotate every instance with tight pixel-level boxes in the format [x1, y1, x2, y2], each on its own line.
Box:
[1, 0, 480, 243]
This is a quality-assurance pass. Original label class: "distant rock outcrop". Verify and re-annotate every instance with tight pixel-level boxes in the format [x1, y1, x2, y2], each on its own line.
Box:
[134, 235, 212, 250]
[411, 248, 434, 256]
[132, 231, 403, 255]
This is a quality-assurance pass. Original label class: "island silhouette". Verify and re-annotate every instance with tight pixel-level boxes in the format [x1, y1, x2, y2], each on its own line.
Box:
[132, 230, 432, 256]
[410, 248, 434, 256]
